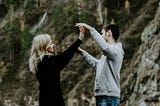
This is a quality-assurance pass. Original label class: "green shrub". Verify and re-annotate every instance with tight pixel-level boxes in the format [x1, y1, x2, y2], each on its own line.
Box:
[19, 28, 34, 56]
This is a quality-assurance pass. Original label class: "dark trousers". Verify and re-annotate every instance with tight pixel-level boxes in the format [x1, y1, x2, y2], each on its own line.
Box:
[96, 95, 120, 106]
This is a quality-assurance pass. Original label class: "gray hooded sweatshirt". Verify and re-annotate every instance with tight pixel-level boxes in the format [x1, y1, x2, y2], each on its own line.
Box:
[81, 28, 124, 98]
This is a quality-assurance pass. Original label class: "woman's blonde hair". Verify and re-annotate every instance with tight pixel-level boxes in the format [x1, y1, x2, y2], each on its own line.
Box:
[29, 34, 51, 74]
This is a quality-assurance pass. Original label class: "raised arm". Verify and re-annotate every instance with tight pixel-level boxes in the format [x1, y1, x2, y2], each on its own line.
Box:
[56, 33, 82, 71]
[89, 28, 119, 59]
[76, 23, 119, 59]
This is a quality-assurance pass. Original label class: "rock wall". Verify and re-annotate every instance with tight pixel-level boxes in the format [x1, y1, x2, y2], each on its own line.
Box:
[121, 2, 160, 106]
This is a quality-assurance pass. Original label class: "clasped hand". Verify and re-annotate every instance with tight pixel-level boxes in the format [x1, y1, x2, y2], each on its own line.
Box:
[75, 23, 93, 40]
[75, 23, 93, 30]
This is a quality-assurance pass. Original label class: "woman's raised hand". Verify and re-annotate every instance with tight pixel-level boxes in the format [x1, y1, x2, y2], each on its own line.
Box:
[78, 26, 85, 40]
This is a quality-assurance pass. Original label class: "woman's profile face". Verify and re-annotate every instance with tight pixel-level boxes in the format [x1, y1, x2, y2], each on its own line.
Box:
[47, 40, 55, 53]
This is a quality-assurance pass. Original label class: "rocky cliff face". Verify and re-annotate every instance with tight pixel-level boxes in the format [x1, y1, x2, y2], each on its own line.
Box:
[121, 2, 160, 106]
[0, 0, 160, 106]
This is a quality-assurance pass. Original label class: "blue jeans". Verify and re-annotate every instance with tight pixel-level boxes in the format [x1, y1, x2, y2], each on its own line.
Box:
[96, 95, 120, 106]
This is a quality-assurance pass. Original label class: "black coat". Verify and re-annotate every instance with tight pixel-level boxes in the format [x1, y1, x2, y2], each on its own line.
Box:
[36, 39, 82, 106]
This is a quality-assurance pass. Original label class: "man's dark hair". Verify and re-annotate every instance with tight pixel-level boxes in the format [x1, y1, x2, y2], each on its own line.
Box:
[103, 24, 119, 41]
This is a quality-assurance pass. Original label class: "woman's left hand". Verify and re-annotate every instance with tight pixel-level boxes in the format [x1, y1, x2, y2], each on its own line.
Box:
[78, 26, 85, 40]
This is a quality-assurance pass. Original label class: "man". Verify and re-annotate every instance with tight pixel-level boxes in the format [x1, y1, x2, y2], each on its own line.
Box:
[76, 23, 124, 106]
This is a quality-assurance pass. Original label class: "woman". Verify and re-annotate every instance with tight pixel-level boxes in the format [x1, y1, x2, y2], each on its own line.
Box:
[29, 32, 84, 106]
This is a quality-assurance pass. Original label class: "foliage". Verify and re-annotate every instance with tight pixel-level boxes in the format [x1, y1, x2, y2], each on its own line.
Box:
[0, 4, 8, 18]
[2, 0, 19, 5]
[19, 28, 34, 56]
[52, 1, 96, 41]
[52, 2, 78, 41]
[2, 0, 23, 11]
[3, 18, 33, 59]
[24, 0, 40, 26]
[3, 19, 21, 62]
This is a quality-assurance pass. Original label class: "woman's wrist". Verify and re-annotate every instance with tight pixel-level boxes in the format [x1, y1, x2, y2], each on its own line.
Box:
[78, 36, 83, 41]
[79, 32, 84, 40]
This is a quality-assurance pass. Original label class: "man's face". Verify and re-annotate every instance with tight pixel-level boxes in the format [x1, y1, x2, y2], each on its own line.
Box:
[101, 29, 112, 42]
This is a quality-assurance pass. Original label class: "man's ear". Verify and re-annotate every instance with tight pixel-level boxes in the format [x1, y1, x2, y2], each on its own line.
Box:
[108, 30, 112, 37]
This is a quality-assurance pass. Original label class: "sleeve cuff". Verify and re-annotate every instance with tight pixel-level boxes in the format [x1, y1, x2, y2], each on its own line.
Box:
[81, 50, 88, 57]
[77, 38, 83, 44]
